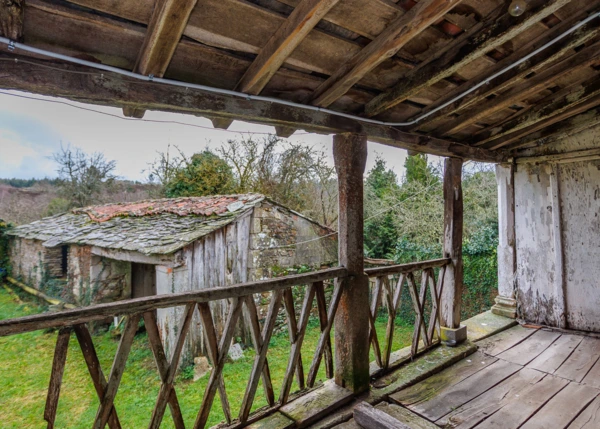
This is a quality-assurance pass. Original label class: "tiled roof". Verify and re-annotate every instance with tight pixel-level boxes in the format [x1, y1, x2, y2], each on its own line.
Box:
[8, 194, 265, 255]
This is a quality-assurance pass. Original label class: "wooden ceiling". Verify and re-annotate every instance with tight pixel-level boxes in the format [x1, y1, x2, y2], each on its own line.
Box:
[1, 0, 600, 162]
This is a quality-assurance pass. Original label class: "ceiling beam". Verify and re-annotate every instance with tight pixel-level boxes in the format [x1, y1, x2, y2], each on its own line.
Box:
[406, 2, 600, 131]
[236, 0, 340, 95]
[433, 39, 600, 137]
[364, 0, 573, 118]
[123, 0, 198, 118]
[309, 0, 462, 108]
[0, 0, 24, 41]
[474, 75, 600, 145]
[0, 55, 506, 163]
[485, 93, 600, 150]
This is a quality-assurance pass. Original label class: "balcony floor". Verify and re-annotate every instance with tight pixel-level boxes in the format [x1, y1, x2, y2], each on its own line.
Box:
[351, 325, 600, 429]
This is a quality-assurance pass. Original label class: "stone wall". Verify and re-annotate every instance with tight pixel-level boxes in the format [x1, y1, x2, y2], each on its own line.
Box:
[88, 255, 131, 305]
[8, 237, 45, 287]
[248, 201, 337, 280]
[68, 245, 92, 303]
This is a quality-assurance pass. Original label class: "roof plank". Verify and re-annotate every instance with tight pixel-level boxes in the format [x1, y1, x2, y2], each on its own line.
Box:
[364, 0, 573, 117]
[236, 0, 340, 95]
[310, 0, 463, 108]
[0, 0, 24, 41]
[123, 0, 198, 118]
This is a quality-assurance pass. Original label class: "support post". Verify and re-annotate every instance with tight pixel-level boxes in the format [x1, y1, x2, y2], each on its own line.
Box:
[333, 133, 370, 393]
[491, 163, 518, 318]
[440, 157, 465, 344]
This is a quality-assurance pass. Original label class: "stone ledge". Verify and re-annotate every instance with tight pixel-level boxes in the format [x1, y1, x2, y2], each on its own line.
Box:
[463, 310, 518, 342]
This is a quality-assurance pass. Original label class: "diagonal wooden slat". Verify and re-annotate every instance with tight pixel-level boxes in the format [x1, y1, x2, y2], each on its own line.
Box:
[147, 303, 195, 429]
[425, 268, 442, 344]
[306, 278, 343, 387]
[73, 325, 121, 429]
[417, 271, 430, 347]
[382, 276, 397, 368]
[197, 302, 232, 424]
[243, 295, 276, 407]
[93, 314, 141, 429]
[407, 273, 428, 356]
[283, 288, 305, 390]
[44, 327, 71, 429]
[239, 291, 283, 422]
[194, 298, 244, 429]
[314, 281, 334, 379]
[311, 0, 462, 108]
[143, 311, 185, 429]
[369, 277, 384, 368]
[279, 284, 316, 404]
[365, 0, 573, 117]
[236, 0, 341, 95]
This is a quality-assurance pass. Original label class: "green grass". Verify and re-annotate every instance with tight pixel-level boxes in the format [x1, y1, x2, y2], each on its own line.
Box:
[0, 285, 412, 428]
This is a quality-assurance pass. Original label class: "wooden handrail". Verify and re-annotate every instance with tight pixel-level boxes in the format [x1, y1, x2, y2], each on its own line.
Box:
[0, 267, 347, 337]
[364, 258, 451, 277]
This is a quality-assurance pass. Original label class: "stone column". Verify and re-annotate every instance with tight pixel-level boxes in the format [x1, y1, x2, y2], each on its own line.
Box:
[333, 133, 370, 394]
[491, 163, 518, 319]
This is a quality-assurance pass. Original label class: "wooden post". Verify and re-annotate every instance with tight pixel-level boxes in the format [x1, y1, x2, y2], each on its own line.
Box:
[491, 163, 518, 318]
[333, 133, 370, 393]
[441, 157, 464, 332]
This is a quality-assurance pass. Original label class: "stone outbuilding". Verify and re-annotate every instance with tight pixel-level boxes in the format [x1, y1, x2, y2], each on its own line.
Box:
[7, 194, 337, 360]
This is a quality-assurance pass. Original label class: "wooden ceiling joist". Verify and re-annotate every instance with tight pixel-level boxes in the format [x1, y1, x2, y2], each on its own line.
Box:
[0, 55, 505, 163]
[210, 117, 234, 130]
[407, 2, 600, 132]
[364, 0, 573, 118]
[236, 0, 340, 95]
[435, 39, 600, 137]
[123, 0, 198, 118]
[309, 0, 463, 108]
[0, 0, 23, 41]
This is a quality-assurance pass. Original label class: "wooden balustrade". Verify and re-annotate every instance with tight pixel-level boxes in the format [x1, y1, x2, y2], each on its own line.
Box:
[365, 258, 451, 371]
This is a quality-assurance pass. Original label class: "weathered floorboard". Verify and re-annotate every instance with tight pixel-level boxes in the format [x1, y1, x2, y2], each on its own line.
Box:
[477, 325, 538, 357]
[496, 329, 561, 366]
[353, 402, 411, 429]
[568, 394, 600, 428]
[527, 333, 583, 374]
[555, 337, 600, 382]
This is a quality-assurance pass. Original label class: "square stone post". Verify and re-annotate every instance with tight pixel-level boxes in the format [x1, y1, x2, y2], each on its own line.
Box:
[333, 133, 370, 394]
[491, 163, 518, 318]
[440, 157, 466, 344]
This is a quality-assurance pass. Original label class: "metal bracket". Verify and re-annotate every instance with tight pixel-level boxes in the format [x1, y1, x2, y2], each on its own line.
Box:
[148, 74, 155, 81]
[7, 41, 15, 51]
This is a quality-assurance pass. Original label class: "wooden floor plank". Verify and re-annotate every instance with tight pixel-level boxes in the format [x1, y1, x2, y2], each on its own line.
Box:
[375, 402, 439, 429]
[438, 368, 545, 429]
[397, 359, 521, 422]
[477, 325, 538, 357]
[496, 330, 561, 366]
[555, 337, 600, 382]
[390, 352, 497, 408]
[520, 382, 599, 429]
[527, 334, 583, 374]
[567, 394, 600, 429]
[582, 352, 600, 389]
[472, 374, 569, 429]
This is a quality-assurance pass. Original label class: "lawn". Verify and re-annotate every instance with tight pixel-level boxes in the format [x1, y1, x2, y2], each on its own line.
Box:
[0, 285, 413, 428]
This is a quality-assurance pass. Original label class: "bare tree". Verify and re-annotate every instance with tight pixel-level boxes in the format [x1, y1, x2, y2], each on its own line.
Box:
[52, 145, 117, 208]
[144, 144, 186, 193]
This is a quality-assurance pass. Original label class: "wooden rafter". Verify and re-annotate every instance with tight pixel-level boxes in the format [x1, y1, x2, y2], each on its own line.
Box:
[0, 55, 506, 162]
[408, 2, 600, 131]
[236, 0, 340, 95]
[434, 41, 600, 137]
[364, 0, 573, 118]
[0, 0, 23, 41]
[310, 0, 463, 108]
[123, 0, 198, 118]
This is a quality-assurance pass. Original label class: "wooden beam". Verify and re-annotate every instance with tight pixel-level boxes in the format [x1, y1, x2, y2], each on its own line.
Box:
[441, 157, 463, 329]
[436, 40, 600, 138]
[407, 2, 600, 131]
[475, 75, 600, 145]
[0, 55, 506, 162]
[0, 0, 23, 41]
[333, 133, 370, 394]
[353, 402, 412, 429]
[365, 0, 573, 117]
[210, 117, 234, 130]
[274, 125, 296, 138]
[123, 0, 198, 118]
[310, 0, 462, 108]
[236, 0, 340, 95]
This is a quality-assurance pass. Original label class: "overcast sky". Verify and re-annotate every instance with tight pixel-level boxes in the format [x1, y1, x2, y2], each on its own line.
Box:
[0, 90, 411, 182]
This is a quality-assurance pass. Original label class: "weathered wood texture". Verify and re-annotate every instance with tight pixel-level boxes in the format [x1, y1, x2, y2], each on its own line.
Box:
[44, 328, 71, 429]
[0, 0, 23, 41]
[333, 133, 370, 393]
[353, 402, 412, 429]
[441, 157, 463, 329]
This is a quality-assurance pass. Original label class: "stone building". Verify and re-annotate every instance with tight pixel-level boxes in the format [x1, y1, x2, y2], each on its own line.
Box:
[7, 194, 337, 360]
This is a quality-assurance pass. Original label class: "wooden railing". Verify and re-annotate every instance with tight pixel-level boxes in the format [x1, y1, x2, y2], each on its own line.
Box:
[365, 258, 451, 372]
[0, 267, 346, 429]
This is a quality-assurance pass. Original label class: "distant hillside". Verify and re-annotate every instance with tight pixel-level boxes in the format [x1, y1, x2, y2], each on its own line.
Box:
[0, 179, 159, 225]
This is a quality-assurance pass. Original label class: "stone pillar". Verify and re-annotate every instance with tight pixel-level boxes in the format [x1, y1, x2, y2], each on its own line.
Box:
[441, 158, 466, 344]
[333, 133, 370, 394]
[491, 163, 518, 319]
